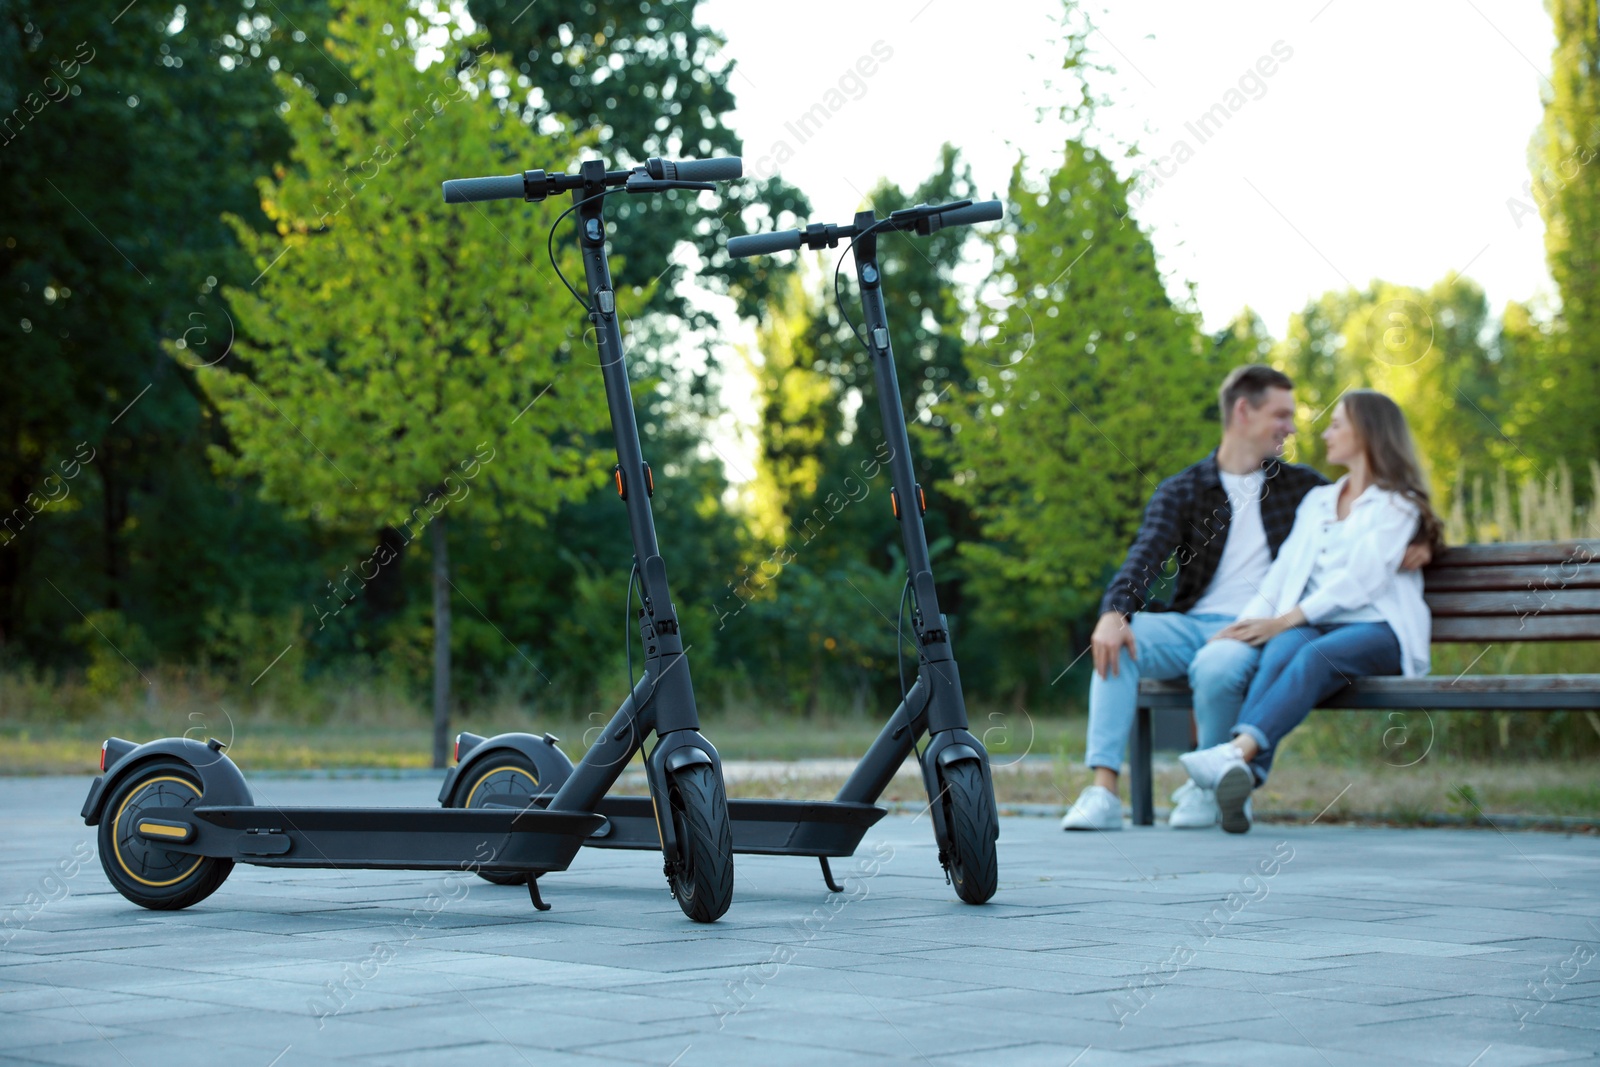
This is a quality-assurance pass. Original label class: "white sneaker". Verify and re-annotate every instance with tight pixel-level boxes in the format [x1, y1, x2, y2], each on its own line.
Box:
[1217, 765, 1253, 834]
[1179, 742, 1250, 791]
[1168, 780, 1219, 829]
[1061, 785, 1124, 831]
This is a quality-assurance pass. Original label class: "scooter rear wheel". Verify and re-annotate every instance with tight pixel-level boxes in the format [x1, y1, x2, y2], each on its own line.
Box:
[449, 753, 542, 885]
[941, 760, 998, 905]
[98, 760, 232, 910]
[666, 764, 734, 923]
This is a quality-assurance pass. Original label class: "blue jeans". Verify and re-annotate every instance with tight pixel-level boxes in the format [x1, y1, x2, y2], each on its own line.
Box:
[1231, 622, 1402, 785]
[1084, 612, 1261, 773]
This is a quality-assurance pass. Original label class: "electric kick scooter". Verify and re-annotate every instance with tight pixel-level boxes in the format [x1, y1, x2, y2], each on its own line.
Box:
[433, 156, 885, 903]
[436, 196, 1003, 905]
[80, 155, 744, 923]
[723, 198, 1007, 904]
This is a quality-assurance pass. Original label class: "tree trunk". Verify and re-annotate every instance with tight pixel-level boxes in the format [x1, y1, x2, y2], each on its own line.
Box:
[430, 514, 451, 769]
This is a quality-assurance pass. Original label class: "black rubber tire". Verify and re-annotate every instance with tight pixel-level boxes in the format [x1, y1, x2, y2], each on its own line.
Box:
[941, 760, 998, 905]
[98, 760, 232, 910]
[448, 753, 542, 885]
[666, 764, 734, 923]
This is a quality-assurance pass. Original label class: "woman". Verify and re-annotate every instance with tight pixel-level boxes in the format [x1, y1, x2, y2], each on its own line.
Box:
[1178, 389, 1442, 833]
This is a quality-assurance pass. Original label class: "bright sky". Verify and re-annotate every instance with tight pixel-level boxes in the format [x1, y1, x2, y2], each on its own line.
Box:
[699, 0, 1559, 335]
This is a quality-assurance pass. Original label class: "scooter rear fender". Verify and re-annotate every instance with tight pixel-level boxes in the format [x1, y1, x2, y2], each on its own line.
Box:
[81, 737, 253, 826]
[439, 732, 576, 804]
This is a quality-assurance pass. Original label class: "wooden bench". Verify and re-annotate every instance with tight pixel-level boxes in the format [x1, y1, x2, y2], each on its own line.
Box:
[1129, 539, 1600, 825]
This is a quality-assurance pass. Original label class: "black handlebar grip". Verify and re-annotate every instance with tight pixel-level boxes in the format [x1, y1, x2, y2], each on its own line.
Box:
[726, 229, 804, 259]
[441, 174, 526, 204]
[936, 200, 1005, 228]
[669, 156, 743, 182]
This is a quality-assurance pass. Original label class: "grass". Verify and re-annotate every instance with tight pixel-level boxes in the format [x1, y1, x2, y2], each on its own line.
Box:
[0, 701, 1074, 775]
[724, 751, 1600, 823]
[7, 677, 1596, 824]
[1444, 458, 1600, 544]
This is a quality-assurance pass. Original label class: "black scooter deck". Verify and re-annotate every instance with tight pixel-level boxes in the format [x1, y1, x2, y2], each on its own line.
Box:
[135, 805, 605, 872]
[578, 796, 886, 858]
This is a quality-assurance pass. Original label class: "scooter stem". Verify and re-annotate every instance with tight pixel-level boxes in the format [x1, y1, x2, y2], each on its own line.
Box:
[851, 217, 971, 736]
[548, 161, 707, 818]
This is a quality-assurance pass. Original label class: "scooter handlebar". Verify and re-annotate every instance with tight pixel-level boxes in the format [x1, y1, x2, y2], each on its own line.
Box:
[935, 199, 1004, 228]
[441, 173, 527, 204]
[726, 229, 804, 259]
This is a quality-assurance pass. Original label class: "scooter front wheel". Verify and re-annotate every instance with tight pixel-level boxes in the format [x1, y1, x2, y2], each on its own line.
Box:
[941, 760, 998, 905]
[98, 760, 232, 910]
[666, 764, 734, 923]
[448, 752, 542, 885]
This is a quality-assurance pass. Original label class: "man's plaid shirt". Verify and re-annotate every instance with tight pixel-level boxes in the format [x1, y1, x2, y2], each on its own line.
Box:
[1099, 451, 1329, 618]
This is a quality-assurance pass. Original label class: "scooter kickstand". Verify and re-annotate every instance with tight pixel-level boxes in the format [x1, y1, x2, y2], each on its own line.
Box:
[527, 875, 552, 912]
[819, 858, 845, 893]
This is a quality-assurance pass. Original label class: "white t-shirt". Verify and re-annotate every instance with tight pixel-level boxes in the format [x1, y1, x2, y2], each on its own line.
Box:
[1189, 470, 1271, 617]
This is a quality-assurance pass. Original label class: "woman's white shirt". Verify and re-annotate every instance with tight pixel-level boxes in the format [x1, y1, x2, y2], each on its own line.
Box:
[1236, 477, 1431, 677]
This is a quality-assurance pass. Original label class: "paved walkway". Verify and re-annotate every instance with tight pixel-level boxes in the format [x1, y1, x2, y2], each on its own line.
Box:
[3, 775, 1597, 1066]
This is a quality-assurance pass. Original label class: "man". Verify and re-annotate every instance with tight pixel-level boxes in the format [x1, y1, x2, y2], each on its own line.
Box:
[1062, 365, 1429, 831]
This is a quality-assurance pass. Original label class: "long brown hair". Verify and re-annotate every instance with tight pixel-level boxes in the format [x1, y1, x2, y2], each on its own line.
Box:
[1341, 389, 1444, 552]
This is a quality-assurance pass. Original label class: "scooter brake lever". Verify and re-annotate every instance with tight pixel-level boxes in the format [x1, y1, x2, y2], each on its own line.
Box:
[890, 198, 972, 220]
[623, 174, 717, 195]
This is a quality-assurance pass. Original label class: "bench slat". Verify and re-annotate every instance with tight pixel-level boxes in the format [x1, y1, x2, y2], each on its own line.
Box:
[1140, 674, 1600, 710]
[1431, 615, 1600, 641]
[1428, 540, 1600, 567]
[1423, 564, 1600, 592]
[1425, 590, 1600, 616]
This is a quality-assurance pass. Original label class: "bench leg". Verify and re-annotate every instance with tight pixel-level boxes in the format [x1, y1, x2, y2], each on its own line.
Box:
[1130, 705, 1154, 826]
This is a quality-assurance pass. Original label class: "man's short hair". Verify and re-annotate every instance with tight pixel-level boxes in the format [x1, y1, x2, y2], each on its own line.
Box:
[1218, 364, 1294, 427]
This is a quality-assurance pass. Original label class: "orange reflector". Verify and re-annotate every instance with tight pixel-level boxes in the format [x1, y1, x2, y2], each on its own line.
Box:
[918, 485, 927, 513]
[614, 465, 626, 500]
[645, 464, 654, 496]
[890, 489, 900, 519]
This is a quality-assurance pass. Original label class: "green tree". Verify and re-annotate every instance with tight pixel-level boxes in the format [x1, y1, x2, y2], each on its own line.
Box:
[1353, 275, 1504, 503]
[427, 1, 791, 719]
[829, 147, 986, 582]
[1270, 277, 1505, 503]
[742, 147, 983, 557]
[744, 272, 840, 550]
[1495, 296, 1560, 484]
[0, 0, 772, 691]
[732, 149, 990, 709]
[942, 142, 1216, 695]
[1211, 307, 1274, 370]
[199, 1, 609, 764]
[0, 0, 336, 661]
[467, 0, 807, 324]
[1270, 289, 1360, 470]
[1510, 0, 1600, 491]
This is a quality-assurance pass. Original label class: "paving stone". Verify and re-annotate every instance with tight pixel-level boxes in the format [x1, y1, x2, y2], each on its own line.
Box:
[8, 1035, 298, 1067]
[1, 1013, 144, 1051]
[1320, 1021, 1588, 1065]
[1175, 1036, 1443, 1065]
